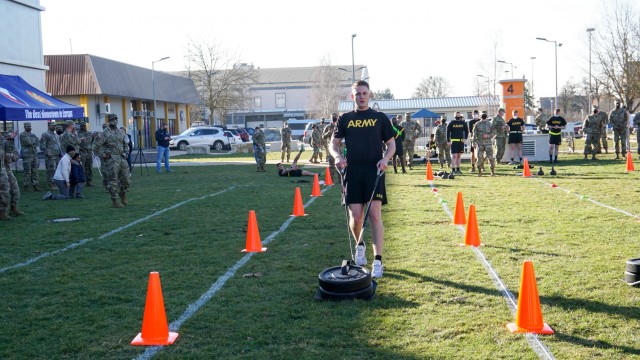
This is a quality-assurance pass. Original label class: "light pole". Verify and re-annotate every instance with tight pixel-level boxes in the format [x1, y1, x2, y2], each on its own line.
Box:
[477, 74, 492, 113]
[338, 66, 365, 82]
[152, 56, 170, 127]
[351, 34, 357, 84]
[530, 56, 536, 96]
[497, 60, 514, 78]
[586, 28, 595, 107]
[536, 37, 562, 110]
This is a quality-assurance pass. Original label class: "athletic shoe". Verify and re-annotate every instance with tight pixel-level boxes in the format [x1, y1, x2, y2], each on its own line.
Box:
[372, 260, 383, 278]
[354, 244, 367, 266]
[41, 191, 52, 200]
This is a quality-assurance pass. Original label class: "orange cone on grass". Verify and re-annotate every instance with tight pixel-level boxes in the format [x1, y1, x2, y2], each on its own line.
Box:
[452, 192, 466, 225]
[522, 158, 532, 177]
[324, 167, 334, 185]
[311, 173, 322, 197]
[425, 161, 434, 181]
[131, 272, 179, 346]
[242, 210, 266, 252]
[507, 260, 554, 335]
[626, 151, 634, 172]
[460, 204, 481, 247]
[291, 187, 307, 217]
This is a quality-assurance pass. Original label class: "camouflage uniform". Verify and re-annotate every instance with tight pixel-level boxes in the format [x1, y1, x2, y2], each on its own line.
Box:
[634, 114, 640, 154]
[92, 116, 130, 207]
[435, 121, 451, 167]
[252, 128, 266, 171]
[594, 110, 609, 153]
[77, 124, 94, 186]
[18, 123, 40, 190]
[492, 113, 508, 163]
[40, 125, 62, 189]
[534, 109, 549, 133]
[472, 117, 496, 176]
[583, 113, 600, 159]
[609, 106, 629, 157]
[0, 137, 10, 220]
[3, 134, 22, 216]
[400, 114, 421, 169]
[310, 125, 323, 163]
[279, 124, 292, 162]
[59, 122, 80, 157]
[319, 119, 329, 161]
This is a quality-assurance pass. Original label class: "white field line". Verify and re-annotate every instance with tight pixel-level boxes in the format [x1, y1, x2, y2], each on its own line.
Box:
[135, 186, 332, 360]
[532, 177, 640, 219]
[0, 187, 236, 275]
[434, 186, 555, 360]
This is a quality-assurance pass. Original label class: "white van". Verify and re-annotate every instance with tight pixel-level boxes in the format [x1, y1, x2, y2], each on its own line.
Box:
[286, 119, 320, 141]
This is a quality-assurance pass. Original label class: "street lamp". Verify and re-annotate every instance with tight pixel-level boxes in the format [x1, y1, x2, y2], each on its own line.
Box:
[530, 57, 536, 96]
[536, 37, 562, 110]
[497, 60, 514, 78]
[152, 56, 170, 127]
[476, 74, 490, 96]
[351, 34, 357, 84]
[586, 28, 595, 107]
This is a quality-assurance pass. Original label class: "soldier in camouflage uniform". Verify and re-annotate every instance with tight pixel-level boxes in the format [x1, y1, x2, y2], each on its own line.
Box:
[279, 121, 292, 163]
[435, 117, 451, 168]
[0, 134, 11, 220]
[534, 108, 549, 134]
[609, 100, 629, 159]
[40, 121, 62, 190]
[323, 114, 341, 176]
[492, 108, 508, 164]
[252, 126, 266, 172]
[583, 110, 601, 160]
[634, 113, 640, 155]
[92, 114, 130, 208]
[593, 104, 609, 154]
[3, 131, 24, 217]
[59, 120, 80, 158]
[472, 113, 496, 176]
[309, 124, 323, 163]
[18, 122, 41, 191]
[319, 118, 330, 161]
[77, 121, 94, 186]
[400, 112, 421, 170]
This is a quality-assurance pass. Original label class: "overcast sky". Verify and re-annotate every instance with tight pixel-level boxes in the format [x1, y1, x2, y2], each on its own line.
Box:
[42, 0, 623, 100]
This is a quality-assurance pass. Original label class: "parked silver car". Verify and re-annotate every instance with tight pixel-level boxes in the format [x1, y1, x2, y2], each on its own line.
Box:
[169, 127, 231, 151]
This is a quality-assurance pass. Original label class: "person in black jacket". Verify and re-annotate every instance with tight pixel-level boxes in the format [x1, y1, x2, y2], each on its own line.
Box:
[155, 123, 171, 173]
[69, 153, 86, 198]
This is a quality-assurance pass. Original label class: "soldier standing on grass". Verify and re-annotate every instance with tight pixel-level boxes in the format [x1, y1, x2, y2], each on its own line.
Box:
[323, 114, 339, 171]
[583, 109, 601, 160]
[609, 100, 629, 159]
[535, 108, 549, 134]
[40, 121, 62, 190]
[594, 104, 609, 154]
[18, 122, 40, 191]
[546, 109, 567, 163]
[472, 113, 496, 177]
[252, 126, 266, 172]
[279, 121, 292, 163]
[447, 111, 468, 174]
[391, 116, 406, 174]
[2, 131, 23, 218]
[435, 117, 451, 169]
[492, 108, 508, 164]
[467, 110, 480, 173]
[0, 134, 11, 220]
[77, 122, 94, 186]
[92, 114, 130, 208]
[309, 124, 323, 163]
[506, 110, 525, 165]
[400, 112, 421, 170]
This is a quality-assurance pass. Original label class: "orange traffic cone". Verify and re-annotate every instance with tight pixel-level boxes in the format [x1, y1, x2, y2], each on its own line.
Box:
[452, 192, 466, 225]
[522, 158, 531, 177]
[242, 210, 266, 252]
[324, 167, 334, 186]
[131, 272, 179, 346]
[507, 260, 554, 335]
[425, 161, 434, 181]
[311, 173, 322, 197]
[290, 187, 308, 217]
[626, 152, 634, 172]
[460, 204, 482, 247]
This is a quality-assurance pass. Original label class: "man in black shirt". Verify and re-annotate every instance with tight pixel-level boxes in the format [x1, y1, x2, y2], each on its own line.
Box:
[507, 110, 525, 164]
[155, 123, 171, 173]
[447, 111, 469, 174]
[546, 109, 567, 163]
[330, 80, 395, 279]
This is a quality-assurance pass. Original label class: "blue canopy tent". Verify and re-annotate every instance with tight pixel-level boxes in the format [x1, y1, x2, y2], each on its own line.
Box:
[411, 108, 441, 137]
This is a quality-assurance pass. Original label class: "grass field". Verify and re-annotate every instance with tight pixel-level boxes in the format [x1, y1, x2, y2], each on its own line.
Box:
[2, 146, 640, 359]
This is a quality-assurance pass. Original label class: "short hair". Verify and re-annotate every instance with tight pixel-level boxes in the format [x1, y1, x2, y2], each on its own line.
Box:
[352, 80, 370, 90]
[276, 162, 282, 167]
[66, 145, 75, 153]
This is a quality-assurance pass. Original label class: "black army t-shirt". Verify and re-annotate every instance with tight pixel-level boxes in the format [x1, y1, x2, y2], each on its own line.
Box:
[334, 108, 394, 164]
[446, 119, 468, 141]
[546, 116, 567, 133]
[507, 117, 525, 132]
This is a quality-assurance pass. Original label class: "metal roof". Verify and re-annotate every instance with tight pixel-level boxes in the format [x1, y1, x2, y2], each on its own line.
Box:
[338, 95, 501, 112]
[44, 54, 200, 104]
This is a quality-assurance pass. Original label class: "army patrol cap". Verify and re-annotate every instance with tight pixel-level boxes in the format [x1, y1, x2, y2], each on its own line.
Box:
[48, 121, 56, 127]
[107, 114, 118, 122]
[65, 120, 75, 127]
[24, 122, 32, 127]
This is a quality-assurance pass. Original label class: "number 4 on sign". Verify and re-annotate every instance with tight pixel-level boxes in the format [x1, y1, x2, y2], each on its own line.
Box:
[507, 84, 514, 93]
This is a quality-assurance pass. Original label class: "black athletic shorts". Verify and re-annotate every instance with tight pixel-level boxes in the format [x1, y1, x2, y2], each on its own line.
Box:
[279, 169, 302, 177]
[451, 141, 465, 154]
[549, 134, 562, 145]
[343, 164, 387, 205]
[508, 133, 523, 144]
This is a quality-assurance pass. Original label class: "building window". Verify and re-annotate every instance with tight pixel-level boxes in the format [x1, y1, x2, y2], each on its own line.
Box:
[275, 93, 286, 108]
[254, 96, 261, 107]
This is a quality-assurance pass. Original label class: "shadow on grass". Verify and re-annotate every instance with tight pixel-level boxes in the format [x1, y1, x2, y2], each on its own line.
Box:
[388, 269, 503, 298]
[486, 244, 562, 257]
[540, 294, 640, 321]
[554, 332, 640, 356]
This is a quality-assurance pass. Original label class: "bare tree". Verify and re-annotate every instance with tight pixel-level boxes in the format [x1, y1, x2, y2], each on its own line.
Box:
[186, 40, 259, 125]
[413, 76, 451, 98]
[309, 57, 345, 119]
[592, 0, 640, 113]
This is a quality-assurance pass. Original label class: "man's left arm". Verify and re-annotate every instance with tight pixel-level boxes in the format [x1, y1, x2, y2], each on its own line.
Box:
[379, 137, 395, 172]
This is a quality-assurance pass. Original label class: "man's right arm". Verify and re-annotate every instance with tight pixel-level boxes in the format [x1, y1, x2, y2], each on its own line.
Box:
[330, 137, 345, 169]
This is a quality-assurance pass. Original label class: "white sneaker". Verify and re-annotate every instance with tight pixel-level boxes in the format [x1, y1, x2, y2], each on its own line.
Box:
[354, 244, 367, 266]
[41, 191, 52, 200]
[372, 260, 383, 278]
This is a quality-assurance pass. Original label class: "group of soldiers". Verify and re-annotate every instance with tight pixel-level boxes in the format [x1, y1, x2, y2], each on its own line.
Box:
[389, 113, 422, 173]
[278, 115, 339, 166]
[583, 100, 631, 160]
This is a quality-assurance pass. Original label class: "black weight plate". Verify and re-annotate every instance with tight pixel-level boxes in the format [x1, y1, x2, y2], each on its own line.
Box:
[626, 258, 640, 274]
[624, 271, 640, 284]
[318, 282, 375, 300]
[318, 264, 372, 293]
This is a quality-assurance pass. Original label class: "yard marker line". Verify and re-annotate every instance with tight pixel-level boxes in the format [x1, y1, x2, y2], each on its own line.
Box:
[135, 186, 332, 360]
[435, 185, 555, 360]
[0, 186, 236, 275]
[532, 178, 640, 219]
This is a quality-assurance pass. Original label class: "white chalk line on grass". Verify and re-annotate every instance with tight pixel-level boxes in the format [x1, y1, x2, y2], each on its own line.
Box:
[0, 187, 236, 275]
[532, 177, 640, 220]
[135, 186, 332, 360]
[435, 187, 555, 360]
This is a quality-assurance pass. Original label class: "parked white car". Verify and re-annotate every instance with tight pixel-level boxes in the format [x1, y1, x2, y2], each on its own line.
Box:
[169, 127, 231, 151]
